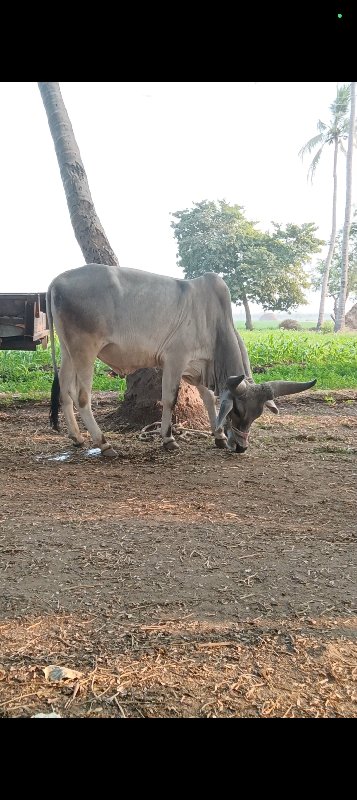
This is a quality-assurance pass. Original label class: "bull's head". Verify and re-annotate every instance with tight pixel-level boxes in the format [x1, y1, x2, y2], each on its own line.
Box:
[215, 374, 317, 453]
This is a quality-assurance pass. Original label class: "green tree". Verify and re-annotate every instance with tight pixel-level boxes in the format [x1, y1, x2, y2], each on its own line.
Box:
[335, 82, 356, 331]
[171, 200, 322, 330]
[299, 84, 351, 330]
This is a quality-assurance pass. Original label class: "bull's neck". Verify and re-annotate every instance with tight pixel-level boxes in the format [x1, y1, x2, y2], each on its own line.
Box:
[215, 328, 245, 395]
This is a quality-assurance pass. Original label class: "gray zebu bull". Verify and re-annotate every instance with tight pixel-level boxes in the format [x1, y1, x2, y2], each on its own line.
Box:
[47, 264, 316, 456]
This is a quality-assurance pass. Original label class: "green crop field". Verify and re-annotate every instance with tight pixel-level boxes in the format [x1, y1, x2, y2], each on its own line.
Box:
[0, 329, 356, 399]
[240, 329, 357, 389]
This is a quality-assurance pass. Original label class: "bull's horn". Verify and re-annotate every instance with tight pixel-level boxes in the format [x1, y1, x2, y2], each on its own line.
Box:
[227, 375, 246, 393]
[267, 378, 317, 398]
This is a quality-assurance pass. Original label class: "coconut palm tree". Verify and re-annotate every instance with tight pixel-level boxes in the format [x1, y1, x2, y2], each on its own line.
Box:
[335, 82, 356, 332]
[299, 85, 351, 330]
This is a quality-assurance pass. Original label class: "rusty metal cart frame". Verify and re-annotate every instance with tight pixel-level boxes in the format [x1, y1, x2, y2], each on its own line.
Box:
[0, 293, 48, 351]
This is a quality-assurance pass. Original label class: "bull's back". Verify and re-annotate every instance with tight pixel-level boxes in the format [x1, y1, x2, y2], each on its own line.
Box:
[49, 264, 233, 353]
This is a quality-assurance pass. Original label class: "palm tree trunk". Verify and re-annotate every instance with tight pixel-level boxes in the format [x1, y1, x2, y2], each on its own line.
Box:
[316, 137, 339, 331]
[38, 83, 119, 266]
[331, 295, 338, 322]
[241, 291, 253, 330]
[335, 82, 356, 332]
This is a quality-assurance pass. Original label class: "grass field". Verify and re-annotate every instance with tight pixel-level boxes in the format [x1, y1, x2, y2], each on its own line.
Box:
[0, 329, 356, 397]
[0, 344, 126, 399]
[241, 329, 357, 389]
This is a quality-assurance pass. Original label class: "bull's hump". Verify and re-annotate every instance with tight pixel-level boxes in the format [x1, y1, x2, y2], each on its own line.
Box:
[200, 272, 230, 294]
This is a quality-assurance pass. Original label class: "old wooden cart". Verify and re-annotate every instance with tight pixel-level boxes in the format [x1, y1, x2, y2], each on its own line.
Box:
[0, 293, 48, 350]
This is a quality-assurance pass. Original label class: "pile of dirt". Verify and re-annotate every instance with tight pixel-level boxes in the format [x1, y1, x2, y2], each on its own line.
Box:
[105, 368, 210, 431]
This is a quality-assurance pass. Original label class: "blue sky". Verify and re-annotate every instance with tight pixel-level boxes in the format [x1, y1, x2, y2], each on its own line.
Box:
[0, 82, 354, 314]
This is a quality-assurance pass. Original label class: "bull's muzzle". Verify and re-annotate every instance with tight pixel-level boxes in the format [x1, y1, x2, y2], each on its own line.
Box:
[228, 425, 249, 454]
[235, 442, 248, 453]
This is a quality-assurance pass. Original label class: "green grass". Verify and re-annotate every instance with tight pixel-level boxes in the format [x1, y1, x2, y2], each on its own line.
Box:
[0, 329, 356, 398]
[240, 329, 357, 389]
[0, 344, 125, 398]
[253, 365, 357, 389]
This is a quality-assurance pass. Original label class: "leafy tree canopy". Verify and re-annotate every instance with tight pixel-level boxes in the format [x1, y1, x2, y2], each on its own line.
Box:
[298, 84, 351, 182]
[171, 200, 323, 312]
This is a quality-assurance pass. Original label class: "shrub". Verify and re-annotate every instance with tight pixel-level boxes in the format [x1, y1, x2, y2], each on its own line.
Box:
[278, 319, 301, 331]
[321, 320, 334, 334]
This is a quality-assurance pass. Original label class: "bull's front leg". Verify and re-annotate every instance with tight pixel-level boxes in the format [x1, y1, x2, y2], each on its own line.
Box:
[161, 365, 183, 451]
[196, 385, 218, 435]
[213, 423, 228, 449]
[196, 384, 227, 448]
[214, 392, 234, 450]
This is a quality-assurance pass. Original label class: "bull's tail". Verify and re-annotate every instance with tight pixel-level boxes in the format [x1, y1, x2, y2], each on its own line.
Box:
[46, 286, 61, 431]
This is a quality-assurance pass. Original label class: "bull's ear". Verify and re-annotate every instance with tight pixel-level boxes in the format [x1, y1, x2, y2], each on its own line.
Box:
[265, 399, 279, 415]
[216, 390, 234, 429]
[226, 375, 246, 393]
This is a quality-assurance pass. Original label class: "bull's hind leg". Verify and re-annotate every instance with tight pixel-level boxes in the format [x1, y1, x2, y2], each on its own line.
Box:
[74, 360, 116, 457]
[59, 349, 86, 447]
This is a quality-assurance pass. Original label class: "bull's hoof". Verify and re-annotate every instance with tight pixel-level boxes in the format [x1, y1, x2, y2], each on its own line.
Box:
[163, 439, 180, 451]
[102, 447, 117, 458]
[215, 438, 228, 449]
[72, 440, 85, 448]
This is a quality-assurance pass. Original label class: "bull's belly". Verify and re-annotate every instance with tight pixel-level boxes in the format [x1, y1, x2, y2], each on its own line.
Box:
[98, 343, 157, 376]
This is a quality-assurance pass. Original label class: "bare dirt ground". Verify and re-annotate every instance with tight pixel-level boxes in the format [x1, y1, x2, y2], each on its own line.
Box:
[0, 391, 356, 718]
